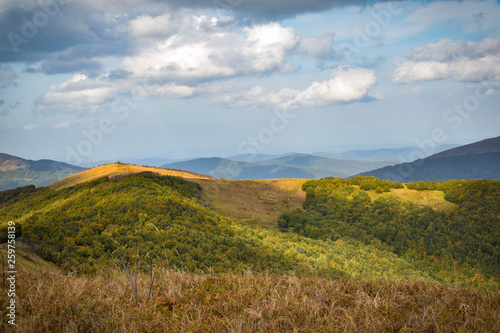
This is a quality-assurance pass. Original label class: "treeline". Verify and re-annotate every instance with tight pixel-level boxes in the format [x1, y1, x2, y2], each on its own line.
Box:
[278, 177, 500, 280]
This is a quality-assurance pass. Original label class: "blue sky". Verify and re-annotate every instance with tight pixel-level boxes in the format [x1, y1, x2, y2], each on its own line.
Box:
[1, 0, 499, 164]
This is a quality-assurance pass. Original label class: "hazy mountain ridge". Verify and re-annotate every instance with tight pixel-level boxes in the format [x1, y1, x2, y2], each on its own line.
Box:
[162, 154, 395, 180]
[315, 144, 459, 162]
[358, 136, 500, 181]
[0, 153, 86, 191]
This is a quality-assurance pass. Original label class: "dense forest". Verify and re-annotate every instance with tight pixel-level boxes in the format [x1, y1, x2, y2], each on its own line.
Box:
[0, 173, 498, 288]
[278, 176, 499, 281]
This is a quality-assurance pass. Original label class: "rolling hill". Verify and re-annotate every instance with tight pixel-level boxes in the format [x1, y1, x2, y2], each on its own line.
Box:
[0, 153, 85, 191]
[358, 136, 500, 181]
[48, 162, 211, 190]
[162, 154, 394, 180]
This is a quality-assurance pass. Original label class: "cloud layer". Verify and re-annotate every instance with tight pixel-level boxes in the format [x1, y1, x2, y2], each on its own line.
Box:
[34, 13, 372, 112]
[393, 38, 500, 83]
[220, 66, 378, 109]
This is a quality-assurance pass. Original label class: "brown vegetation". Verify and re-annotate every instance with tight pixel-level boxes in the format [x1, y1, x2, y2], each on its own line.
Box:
[1, 257, 499, 332]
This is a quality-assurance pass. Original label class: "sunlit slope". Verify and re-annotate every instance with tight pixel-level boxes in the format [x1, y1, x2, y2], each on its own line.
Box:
[366, 186, 457, 212]
[193, 178, 456, 229]
[48, 163, 211, 190]
[195, 178, 307, 229]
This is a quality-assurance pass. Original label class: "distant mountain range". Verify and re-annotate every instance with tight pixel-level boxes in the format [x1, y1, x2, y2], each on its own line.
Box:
[314, 144, 458, 162]
[0, 153, 86, 191]
[162, 154, 394, 180]
[1, 137, 497, 191]
[359, 136, 500, 181]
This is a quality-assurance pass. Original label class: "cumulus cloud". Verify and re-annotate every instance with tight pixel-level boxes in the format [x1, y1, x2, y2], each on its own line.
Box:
[393, 38, 500, 84]
[122, 19, 301, 82]
[35, 73, 117, 113]
[222, 66, 378, 109]
[35, 71, 196, 113]
[0, 0, 392, 71]
[34, 16, 339, 112]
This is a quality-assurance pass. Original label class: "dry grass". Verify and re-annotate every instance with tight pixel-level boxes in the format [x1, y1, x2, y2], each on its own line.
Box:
[48, 163, 211, 190]
[366, 186, 457, 212]
[1, 247, 499, 333]
[194, 178, 307, 229]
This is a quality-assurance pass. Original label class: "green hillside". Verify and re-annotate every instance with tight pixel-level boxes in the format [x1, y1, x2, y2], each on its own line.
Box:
[1, 169, 498, 288]
[278, 177, 500, 281]
[0, 173, 443, 282]
[1, 169, 499, 331]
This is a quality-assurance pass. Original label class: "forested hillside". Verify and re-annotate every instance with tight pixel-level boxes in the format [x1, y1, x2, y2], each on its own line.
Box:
[278, 177, 500, 281]
[0, 173, 440, 281]
[1, 171, 499, 332]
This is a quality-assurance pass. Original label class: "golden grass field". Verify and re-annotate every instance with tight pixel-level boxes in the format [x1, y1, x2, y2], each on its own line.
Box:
[1, 245, 498, 333]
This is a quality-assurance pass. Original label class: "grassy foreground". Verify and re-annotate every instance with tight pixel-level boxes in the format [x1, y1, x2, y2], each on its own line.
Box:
[1, 248, 499, 332]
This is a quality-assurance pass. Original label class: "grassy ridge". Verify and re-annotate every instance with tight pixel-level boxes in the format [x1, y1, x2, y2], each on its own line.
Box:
[1, 247, 499, 332]
[48, 163, 210, 190]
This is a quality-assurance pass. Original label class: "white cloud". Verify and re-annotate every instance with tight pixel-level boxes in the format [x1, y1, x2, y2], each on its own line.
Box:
[35, 15, 340, 113]
[23, 123, 40, 130]
[123, 20, 301, 82]
[223, 66, 378, 109]
[35, 72, 195, 113]
[36, 74, 117, 113]
[393, 38, 500, 84]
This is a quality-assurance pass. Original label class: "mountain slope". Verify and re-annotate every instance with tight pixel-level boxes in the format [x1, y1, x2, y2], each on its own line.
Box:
[358, 136, 500, 181]
[0, 153, 85, 191]
[427, 136, 500, 159]
[163, 154, 394, 180]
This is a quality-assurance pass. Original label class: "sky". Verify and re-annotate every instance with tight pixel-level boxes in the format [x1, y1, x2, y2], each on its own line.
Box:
[0, 0, 499, 164]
